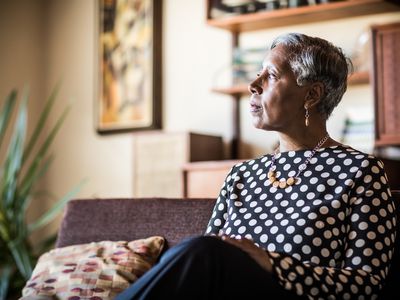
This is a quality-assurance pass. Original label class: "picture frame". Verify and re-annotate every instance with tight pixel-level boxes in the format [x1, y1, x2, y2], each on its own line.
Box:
[96, 0, 162, 133]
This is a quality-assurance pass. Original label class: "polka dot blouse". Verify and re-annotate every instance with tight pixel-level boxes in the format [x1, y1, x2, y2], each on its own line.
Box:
[206, 145, 397, 300]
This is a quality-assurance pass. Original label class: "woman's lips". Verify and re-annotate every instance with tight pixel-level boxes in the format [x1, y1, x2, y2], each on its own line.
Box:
[250, 100, 262, 113]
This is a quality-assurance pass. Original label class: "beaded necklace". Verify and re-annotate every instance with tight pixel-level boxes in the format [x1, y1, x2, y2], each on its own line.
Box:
[267, 134, 330, 189]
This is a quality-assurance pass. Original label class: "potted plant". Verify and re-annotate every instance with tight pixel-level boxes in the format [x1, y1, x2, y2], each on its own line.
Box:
[0, 86, 85, 300]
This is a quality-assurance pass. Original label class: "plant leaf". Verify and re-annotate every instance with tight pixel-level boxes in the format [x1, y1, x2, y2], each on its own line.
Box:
[28, 179, 87, 232]
[17, 155, 54, 212]
[0, 89, 17, 154]
[18, 105, 70, 211]
[22, 82, 60, 165]
[0, 89, 28, 209]
[0, 264, 12, 300]
[7, 239, 32, 280]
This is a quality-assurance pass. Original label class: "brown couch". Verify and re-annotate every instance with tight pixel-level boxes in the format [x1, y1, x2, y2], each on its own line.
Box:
[55, 193, 400, 299]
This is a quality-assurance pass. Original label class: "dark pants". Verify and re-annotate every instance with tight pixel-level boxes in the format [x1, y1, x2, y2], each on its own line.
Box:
[116, 236, 304, 300]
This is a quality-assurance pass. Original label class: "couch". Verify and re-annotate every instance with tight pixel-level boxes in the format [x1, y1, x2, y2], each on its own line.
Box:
[27, 192, 400, 299]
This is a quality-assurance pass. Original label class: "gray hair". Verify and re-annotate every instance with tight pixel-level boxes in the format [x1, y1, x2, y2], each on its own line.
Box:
[271, 33, 352, 119]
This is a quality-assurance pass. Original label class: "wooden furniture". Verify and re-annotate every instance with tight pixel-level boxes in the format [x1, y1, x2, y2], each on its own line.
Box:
[182, 159, 243, 198]
[206, 0, 400, 158]
[371, 21, 400, 147]
[133, 131, 223, 197]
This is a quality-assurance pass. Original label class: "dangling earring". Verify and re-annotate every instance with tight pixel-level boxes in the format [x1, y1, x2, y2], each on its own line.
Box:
[304, 105, 310, 127]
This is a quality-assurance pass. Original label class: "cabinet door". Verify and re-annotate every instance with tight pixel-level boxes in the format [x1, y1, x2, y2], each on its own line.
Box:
[372, 21, 400, 147]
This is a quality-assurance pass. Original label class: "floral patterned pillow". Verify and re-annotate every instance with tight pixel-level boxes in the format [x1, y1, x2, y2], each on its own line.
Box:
[20, 236, 165, 300]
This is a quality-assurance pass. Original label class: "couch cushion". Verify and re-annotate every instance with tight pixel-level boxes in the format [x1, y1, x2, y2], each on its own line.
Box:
[21, 236, 165, 300]
[56, 198, 216, 248]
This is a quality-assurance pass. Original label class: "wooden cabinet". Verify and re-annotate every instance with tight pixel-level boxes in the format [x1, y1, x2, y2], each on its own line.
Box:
[206, 0, 400, 158]
[182, 159, 242, 198]
[133, 131, 223, 197]
[371, 21, 400, 147]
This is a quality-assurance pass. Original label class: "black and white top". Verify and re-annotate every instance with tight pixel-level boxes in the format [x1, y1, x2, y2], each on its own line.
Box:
[206, 145, 397, 300]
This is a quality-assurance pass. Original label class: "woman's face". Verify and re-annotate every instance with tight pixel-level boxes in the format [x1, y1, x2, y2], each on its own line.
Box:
[248, 44, 309, 132]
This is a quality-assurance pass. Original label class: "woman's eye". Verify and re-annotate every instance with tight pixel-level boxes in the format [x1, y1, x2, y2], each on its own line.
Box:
[256, 73, 261, 77]
[269, 73, 276, 79]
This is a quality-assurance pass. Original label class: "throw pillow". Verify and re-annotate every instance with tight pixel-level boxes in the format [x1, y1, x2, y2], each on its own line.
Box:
[20, 236, 165, 300]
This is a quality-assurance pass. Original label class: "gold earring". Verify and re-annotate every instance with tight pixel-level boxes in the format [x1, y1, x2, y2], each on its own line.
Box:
[305, 106, 309, 127]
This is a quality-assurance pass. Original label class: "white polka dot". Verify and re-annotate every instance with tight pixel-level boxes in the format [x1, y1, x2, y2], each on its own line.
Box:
[249, 219, 257, 226]
[327, 179, 336, 186]
[276, 234, 285, 243]
[293, 235, 303, 244]
[302, 245, 311, 254]
[306, 192, 315, 200]
[352, 256, 361, 265]
[238, 226, 246, 234]
[361, 160, 369, 167]
[254, 187, 262, 194]
[304, 227, 314, 235]
[214, 219, 222, 226]
[371, 166, 380, 174]
[344, 159, 353, 165]
[331, 200, 341, 209]
[284, 243, 292, 252]
[254, 226, 262, 234]
[326, 158, 335, 165]
[304, 170, 312, 177]
[270, 226, 279, 234]
[260, 234, 268, 243]
[296, 219, 306, 226]
[321, 172, 330, 178]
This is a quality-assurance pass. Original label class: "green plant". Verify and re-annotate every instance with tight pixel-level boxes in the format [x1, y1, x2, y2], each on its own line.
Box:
[0, 87, 85, 300]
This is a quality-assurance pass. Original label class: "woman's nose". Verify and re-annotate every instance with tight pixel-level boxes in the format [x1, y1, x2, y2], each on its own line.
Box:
[248, 80, 263, 95]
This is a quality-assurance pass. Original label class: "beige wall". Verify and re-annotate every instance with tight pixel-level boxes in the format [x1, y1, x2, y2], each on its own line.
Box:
[0, 0, 46, 227]
[42, 0, 134, 200]
[0, 1, 400, 234]
[0, 0, 45, 128]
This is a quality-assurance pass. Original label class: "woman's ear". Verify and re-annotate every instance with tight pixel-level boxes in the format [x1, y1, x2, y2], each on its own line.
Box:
[304, 82, 324, 108]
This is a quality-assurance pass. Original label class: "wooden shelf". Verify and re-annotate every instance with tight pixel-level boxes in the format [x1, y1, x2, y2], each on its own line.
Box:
[348, 70, 370, 85]
[207, 0, 400, 33]
[212, 71, 370, 96]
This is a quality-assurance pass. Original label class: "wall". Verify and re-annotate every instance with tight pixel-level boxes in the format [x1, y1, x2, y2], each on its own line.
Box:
[0, 0, 45, 130]
[0, 0, 46, 228]
[0, 1, 399, 236]
[42, 0, 134, 201]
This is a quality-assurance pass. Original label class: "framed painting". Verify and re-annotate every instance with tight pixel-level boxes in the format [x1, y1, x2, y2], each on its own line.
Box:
[96, 0, 162, 133]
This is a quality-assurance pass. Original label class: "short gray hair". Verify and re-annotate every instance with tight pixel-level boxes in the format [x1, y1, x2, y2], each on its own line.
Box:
[271, 33, 352, 119]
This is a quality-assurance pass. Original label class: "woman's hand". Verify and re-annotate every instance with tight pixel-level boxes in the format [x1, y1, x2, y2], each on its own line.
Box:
[219, 235, 273, 273]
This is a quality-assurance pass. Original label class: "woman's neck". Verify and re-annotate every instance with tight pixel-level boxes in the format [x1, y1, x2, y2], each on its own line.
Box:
[276, 126, 340, 152]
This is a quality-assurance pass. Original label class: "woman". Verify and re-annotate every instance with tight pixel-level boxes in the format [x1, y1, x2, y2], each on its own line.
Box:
[117, 33, 397, 300]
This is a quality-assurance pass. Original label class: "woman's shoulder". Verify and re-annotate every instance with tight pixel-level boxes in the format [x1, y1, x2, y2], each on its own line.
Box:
[333, 145, 383, 166]
[330, 145, 388, 183]
[230, 155, 270, 173]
